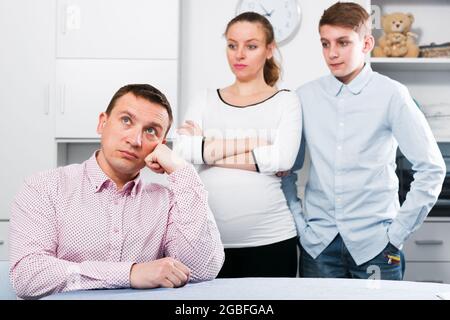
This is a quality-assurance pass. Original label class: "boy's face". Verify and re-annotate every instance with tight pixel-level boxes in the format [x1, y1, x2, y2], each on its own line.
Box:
[319, 24, 374, 84]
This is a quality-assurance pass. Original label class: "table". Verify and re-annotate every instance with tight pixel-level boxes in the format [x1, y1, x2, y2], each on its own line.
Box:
[43, 278, 450, 300]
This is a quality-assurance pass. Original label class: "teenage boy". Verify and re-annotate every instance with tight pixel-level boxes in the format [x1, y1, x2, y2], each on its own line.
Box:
[282, 2, 446, 280]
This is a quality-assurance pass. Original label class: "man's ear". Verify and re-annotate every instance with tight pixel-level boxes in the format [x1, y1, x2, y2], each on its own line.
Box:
[97, 112, 108, 135]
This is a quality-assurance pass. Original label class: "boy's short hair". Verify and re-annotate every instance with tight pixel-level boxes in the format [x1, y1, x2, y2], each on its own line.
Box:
[319, 2, 371, 37]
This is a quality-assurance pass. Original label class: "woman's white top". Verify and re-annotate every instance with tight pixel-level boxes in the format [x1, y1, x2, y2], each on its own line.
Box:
[174, 89, 302, 248]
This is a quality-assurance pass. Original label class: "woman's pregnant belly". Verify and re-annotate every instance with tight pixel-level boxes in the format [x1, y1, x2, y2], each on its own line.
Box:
[199, 166, 296, 247]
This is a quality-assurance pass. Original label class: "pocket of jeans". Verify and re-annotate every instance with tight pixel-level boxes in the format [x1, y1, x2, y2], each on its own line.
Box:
[386, 242, 400, 252]
[383, 243, 402, 266]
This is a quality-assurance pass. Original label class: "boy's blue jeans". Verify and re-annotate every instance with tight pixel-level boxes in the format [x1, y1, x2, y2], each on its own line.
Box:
[299, 234, 405, 280]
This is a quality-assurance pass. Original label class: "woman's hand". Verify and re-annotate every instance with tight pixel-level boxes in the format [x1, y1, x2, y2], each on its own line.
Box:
[276, 171, 291, 177]
[177, 120, 203, 136]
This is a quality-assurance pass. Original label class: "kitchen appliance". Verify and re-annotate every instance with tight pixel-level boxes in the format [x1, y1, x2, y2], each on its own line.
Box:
[396, 143, 450, 217]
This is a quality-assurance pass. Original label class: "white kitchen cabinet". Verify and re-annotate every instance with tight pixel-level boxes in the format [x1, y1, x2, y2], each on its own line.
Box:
[55, 59, 178, 139]
[0, 0, 56, 220]
[403, 220, 450, 283]
[403, 221, 450, 262]
[404, 262, 450, 284]
[54, 0, 180, 139]
[56, 0, 179, 59]
[0, 0, 180, 252]
[0, 222, 9, 261]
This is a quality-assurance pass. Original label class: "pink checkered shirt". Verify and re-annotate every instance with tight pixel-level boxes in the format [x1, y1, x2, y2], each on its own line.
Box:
[9, 152, 224, 299]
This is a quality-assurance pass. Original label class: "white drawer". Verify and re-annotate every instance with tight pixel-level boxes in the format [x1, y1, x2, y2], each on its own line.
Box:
[403, 222, 450, 262]
[0, 221, 9, 261]
[405, 262, 450, 284]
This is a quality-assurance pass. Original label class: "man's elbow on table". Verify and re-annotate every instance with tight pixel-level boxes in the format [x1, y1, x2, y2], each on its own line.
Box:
[189, 247, 225, 283]
[10, 263, 56, 300]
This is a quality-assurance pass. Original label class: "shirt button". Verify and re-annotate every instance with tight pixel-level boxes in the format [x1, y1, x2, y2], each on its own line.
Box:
[336, 198, 342, 202]
[114, 200, 118, 205]
[337, 146, 342, 151]
[113, 228, 119, 234]
[339, 122, 344, 127]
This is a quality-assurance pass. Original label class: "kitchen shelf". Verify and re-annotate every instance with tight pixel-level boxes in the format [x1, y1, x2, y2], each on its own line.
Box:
[370, 57, 450, 71]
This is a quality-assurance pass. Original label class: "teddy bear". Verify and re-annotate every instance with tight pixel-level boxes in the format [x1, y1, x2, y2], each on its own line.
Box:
[372, 12, 420, 58]
[383, 32, 408, 57]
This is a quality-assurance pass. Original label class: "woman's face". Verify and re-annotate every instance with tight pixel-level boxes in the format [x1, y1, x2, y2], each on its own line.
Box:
[225, 21, 274, 83]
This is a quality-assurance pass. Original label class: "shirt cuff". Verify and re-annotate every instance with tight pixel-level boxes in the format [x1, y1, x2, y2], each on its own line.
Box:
[387, 221, 410, 250]
[107, 261, 135, 288]
[251, 150, 260, 173]
[201, 137, 206, 164]
[173, 135, 204, 165]
[80, 261, 134, 289]
[252, 145, 279, 174]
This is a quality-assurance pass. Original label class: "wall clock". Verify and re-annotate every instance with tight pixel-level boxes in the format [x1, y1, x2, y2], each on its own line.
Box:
[236, 0, 302, 45]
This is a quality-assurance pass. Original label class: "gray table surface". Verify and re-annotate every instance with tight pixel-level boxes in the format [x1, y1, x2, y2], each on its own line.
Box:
[42, 278, 450, 300]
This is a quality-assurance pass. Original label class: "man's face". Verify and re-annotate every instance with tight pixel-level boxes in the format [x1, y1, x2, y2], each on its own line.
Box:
[97, 92, 170, 178]
[319, 24, 374, 84]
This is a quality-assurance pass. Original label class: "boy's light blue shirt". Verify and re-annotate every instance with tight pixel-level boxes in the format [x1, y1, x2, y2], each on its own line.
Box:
[283, 64, 446, 265]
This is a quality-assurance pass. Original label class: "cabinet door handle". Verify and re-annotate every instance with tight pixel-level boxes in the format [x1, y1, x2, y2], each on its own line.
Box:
[60, 84, 66, 114]
[0, 240, 4, 245]
[44, 84, 50, 115]
[61, 3, 67, 35]
[415, 240, 444, 245]
[417, 280, 444, 284]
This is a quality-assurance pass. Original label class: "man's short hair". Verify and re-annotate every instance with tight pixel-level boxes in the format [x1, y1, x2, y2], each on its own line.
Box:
[106, 84, 173, 136]
[319, 2, 371, 37]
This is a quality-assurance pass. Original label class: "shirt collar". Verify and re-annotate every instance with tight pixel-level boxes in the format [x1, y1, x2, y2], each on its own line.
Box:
[85, 150, 142, 196]
[122, 175, 142, 197]
[325, 63, 373, 96]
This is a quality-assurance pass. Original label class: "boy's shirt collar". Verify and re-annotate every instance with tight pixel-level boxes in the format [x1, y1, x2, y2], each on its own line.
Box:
[325, 63, 373, 96]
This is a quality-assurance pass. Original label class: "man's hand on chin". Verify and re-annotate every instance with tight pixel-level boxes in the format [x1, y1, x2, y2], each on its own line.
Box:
[145, 143, 187, 175]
